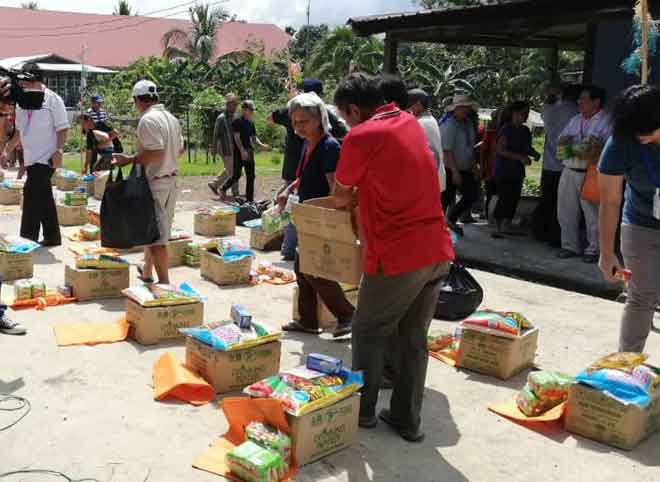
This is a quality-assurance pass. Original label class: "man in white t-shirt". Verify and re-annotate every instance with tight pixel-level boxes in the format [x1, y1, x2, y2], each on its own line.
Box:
[407, 88, 446, 192]
[1, 66, 69, 248]
[113, 80, 183, 285]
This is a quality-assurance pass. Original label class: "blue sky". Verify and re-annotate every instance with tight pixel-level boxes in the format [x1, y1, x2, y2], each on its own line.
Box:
[3, 0, 418, 27]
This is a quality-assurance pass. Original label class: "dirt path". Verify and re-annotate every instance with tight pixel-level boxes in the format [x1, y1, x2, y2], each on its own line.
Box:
[176, 175, 283, 204]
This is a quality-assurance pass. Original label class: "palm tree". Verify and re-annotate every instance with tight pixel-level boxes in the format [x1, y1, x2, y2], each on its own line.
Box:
[21, 1, 39, 9]
[113, 0, 134, 16]
[162, 3, 230, 65]
[308, 27, 383, 81]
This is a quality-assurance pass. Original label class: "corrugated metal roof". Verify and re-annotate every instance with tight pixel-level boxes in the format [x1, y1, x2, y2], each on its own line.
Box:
[0, 7, 291, 69]
[0, 54, 115, 74]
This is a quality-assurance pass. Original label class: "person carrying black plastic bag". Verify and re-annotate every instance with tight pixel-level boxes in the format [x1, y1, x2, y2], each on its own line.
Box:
[113, 80, 183, 285]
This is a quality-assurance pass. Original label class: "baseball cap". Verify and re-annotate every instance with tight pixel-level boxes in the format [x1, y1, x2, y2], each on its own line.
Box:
[91, 94, 104, 103]
[132, 80, 158, 98]
[302, 78, 323, 96]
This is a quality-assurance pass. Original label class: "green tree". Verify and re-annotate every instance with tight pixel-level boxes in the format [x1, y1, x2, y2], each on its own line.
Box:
[113, 0, 135, 16]
[162, 3, 230, 64]
[289, 24, 329, 64]
[21, 1, 39, 9]
[308, 26, 383, 82]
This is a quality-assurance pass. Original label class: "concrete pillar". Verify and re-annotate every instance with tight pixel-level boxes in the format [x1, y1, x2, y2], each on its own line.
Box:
[383, 33, 399, 74]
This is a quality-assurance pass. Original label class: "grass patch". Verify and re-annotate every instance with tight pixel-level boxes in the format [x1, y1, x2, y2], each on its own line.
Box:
[63, 150, 283, 177]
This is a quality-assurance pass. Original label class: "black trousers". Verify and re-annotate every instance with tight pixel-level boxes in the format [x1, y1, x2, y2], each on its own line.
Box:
[494, 178, 524, 221]
[221, 149, 255, 201]
[443, 169, 479, 223]
[21, 164, 60, 243]
[532, 170, 562, 243]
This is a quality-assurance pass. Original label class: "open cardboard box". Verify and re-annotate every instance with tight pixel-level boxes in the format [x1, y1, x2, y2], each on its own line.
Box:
[0, 251, 33, 281]
[292, 197, 362, 285]
[127, 299, 204, 345]
[456, 324, 539, 380]
[194, 212, 236, 237]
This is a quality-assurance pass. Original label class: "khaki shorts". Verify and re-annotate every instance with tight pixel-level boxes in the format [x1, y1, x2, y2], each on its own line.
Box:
[148, 176, 178, 246]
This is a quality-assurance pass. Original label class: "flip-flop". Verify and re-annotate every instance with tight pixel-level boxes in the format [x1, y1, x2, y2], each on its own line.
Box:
[281, 321, 322, 334]
[137, 265, 155, 284]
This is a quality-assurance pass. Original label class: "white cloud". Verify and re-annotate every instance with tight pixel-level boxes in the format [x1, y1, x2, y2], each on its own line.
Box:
[3, 0, 416, 27]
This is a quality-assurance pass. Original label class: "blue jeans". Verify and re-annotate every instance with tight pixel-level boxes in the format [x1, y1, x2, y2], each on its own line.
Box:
[281, 222, 298, 259]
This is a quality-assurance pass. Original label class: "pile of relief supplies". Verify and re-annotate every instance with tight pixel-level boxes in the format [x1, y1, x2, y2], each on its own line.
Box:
[123, 282, 203, 307]
[180, 304, 281, 351]
[205, 237, 254, 262]
[0, 235, 40, 253]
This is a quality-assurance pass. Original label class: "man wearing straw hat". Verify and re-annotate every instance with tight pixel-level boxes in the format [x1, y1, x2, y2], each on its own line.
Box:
[440, 94, 480, 236]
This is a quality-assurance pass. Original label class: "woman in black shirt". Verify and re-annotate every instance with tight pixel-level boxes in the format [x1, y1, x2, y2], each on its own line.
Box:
[280, 93, 354, 338]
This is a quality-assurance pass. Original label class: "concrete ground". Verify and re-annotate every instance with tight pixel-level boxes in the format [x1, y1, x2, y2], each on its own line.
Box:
[2, 199, 660, 482]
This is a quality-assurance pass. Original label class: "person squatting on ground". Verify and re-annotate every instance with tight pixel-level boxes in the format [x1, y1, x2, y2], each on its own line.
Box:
[598, 84, 660, 353]
[278, 92, 354, 338]
[208, 93, 240, 197]
[219, 100, 270, 203]
[440, 94, 480, 236]
[112, 80, 183, 285]
[492, 101, 540, 237]
[332, 73, 454, 442]
[556, 85, 612, 264]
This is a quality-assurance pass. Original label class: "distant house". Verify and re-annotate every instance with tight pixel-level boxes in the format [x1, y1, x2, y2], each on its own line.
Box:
[0, 7, 291, 69]
[0, 54, 115, 107]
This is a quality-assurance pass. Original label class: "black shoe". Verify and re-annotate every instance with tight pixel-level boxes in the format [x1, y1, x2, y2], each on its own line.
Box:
[583, 254, 599, 264]
[557, 249, 578, 259]
[460, 214, 477, 224]
[40, 239, 61, 247]
[379, 409, 425, 442]
[332, 320, 352, 338]
[359, 415, 378, 429]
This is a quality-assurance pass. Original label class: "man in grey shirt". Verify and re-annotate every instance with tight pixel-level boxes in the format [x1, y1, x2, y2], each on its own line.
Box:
[534, 84, 579, 245]
[208, 93, 239, 197]
[440, 94, 479, 235]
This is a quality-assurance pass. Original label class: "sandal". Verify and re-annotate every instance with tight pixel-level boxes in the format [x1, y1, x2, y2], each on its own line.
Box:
[281, 320, 322, 334]
[137, 265, 155, 284]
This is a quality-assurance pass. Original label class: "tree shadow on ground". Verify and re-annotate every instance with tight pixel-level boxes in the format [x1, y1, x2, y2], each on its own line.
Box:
[0, 377, 25, 394]
[32, 248, 58, 265]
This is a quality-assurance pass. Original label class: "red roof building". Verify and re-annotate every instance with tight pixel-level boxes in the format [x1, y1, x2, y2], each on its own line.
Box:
[0, 7, 291, 69]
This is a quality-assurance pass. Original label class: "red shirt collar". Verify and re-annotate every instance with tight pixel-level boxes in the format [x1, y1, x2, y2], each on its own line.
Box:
[370, 103, 401, 120]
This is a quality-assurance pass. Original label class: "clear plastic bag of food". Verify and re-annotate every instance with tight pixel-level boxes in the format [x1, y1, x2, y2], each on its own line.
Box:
[516, 385, 552, 417]
[586, 352, 648, 374]
[227, 441, 285, 482]
[528, 371, 573, 402]
[246, 422, 291, 465]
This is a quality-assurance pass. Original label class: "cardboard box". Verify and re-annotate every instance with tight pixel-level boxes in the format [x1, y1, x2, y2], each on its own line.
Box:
[127, 299, 204, 345]
[78, 179, 95, 196]
[55, 176, 78, 192]
[292, 286, 359, 330]
[200, 250, 252, 286]
[64, 265, 130, 301]
[166, 238, 191, 267]
[56, 203, 87, 226]
[292, 197, 362, 285]
[0, 252, 33, 281]
[456, 326, 539, 380]
[287, 393, 360, 466]
[93, 171, 110, 201]
[194, 212, 236, 237]
[0, 189, 21, 205]
[250, 228, 284, 251]
[185, 337, 281, 393]
[565, 383, 660, 450]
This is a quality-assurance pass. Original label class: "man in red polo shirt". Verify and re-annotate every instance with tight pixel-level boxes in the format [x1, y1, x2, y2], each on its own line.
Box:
[333, 73, 454, 442]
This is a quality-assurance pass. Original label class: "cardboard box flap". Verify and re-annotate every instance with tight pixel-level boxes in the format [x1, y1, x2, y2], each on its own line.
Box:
[460, 324, 538, 340]
[292, 197, 357, 244]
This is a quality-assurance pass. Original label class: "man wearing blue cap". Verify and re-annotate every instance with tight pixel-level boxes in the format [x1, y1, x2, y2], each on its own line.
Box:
[88, 95, 108, 125]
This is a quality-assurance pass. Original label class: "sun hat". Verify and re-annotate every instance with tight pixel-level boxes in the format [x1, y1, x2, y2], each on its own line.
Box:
[445, 94, 479, 113]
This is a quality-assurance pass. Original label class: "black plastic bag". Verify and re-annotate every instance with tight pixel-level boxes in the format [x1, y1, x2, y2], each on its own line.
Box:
[435, 263, 484, 321]
[100, 164, 160, 249]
